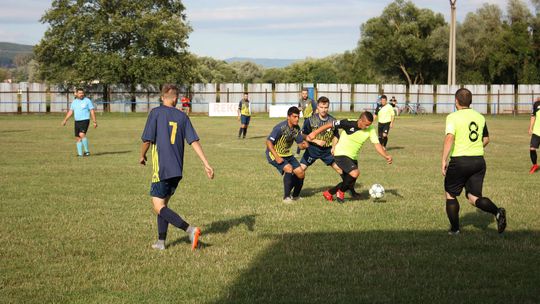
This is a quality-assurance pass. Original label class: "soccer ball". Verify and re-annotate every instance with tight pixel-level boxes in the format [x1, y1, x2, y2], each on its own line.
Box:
[369, 184, 385, 199]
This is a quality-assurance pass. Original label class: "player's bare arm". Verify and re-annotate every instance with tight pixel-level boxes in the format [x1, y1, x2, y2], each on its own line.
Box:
[441, 134, 454, 176]
[306, 122, 332, 141]
[61, 110, 73, 126]
[191, 140, 214, 179]
[139, 141, 151, 165]
[90, 109, 97, 128]
[374, 143, 392, 164]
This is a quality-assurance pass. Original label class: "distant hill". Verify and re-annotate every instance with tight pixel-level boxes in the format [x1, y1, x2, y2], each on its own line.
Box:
[0, 42, 34, 67]
[225, 57, 298, 68]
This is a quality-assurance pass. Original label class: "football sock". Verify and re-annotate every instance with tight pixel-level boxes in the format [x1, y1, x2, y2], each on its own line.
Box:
[446, 198, 460, 232]
[292, 175, 304, 197]
[186, 226, 194, 236]
[475, 197, 498, 215]
[76, 141, 83, 156]
[329, 183, 342, 195]
[243, 127, 247, 138]
[531, 150, 537, 165]
[347, 177, 357, 191]
[81, 137, 89, 152]
[283, 173, 294, 198]
[159, 207, 189, 231]
[340, 174, 353, 192]
[157, 215, 168, 241]
[238, 127, 243, 138]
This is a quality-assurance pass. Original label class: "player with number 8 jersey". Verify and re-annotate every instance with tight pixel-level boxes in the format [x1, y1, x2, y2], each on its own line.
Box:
[442, 88, 506, 235]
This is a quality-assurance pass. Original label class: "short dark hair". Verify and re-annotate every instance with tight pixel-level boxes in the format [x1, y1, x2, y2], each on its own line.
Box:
[76, 88, 84, 93]
[161, 84, 179, 99]
[455, 88, 472, 107]
[360, 111, 374, 122]
[317, 96, 329, 104]
[287, 106, 300, 116]
[301, 87, 309, 93]
[380, 95, 387, 100]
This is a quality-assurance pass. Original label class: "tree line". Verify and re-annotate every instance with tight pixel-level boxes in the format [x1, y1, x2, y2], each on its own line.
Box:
[3, 0, 538, 87]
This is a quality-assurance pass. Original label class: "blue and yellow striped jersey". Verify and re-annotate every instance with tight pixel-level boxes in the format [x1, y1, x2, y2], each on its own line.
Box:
[302, 114, 337, 148]
[266, 120, 303, 158]
[141, 105, 199, 182]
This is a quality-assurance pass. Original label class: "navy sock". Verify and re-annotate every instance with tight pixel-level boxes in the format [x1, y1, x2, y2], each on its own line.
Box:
[243, 127, 247, 137]
[446, 198, 460, 232]
[283, 173, 294, 198]
[238, 128, 243, 137]
[292, 175, 304, 197]
[531, 150, 537, 165]
[159, 207, 189, 231]
[475, 197, 498, 215]
[157, 215, 168, 240]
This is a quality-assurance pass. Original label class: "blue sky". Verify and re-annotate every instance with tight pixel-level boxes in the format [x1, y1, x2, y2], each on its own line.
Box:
[0, 0, 528, 59]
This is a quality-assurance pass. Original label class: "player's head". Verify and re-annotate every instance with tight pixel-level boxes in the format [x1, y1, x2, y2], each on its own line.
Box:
[287, 106, 301, 126]
[455, 88, 472, 107]
[161, 84, 179, 106]
[301, 88, 309, 100]
[358, 111, 374, 129]
[380, 94, 388, 105]
[75, 88, 85, 99]
[316, 96, 330, 117]
[243, 92, 248, 100]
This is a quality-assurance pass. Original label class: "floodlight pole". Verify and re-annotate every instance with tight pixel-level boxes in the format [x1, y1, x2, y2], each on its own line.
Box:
[447, 0, 457, 85]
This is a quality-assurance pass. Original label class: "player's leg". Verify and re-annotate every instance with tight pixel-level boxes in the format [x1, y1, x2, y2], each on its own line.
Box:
[381, 124, 390, 148]
[282, 163, 295, 202]
[465, 158, 506, 233]
[291, 165, 305, 200]
[243, 116, 250, 138]
[74, 122, 83, 156]
[529, 134, 539, 173]
[238, 123, 244, 138]
[444, 158, 467, 234]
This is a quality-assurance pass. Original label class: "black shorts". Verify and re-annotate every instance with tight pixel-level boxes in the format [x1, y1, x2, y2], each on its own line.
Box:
[531, 134, 540, 149]
[444, 156, 486, 198]
[378, 122, 390, 138]
[334, 155, 358, 174]
[74, 119, 90, 137]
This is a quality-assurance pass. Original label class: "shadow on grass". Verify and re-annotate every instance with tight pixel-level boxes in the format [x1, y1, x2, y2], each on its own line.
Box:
[91, 150, 132, 156]
[0, 129, 30, 133]
[386, 146, 404, 151]
[245, 136, 266, 140]
[168, 215, 257, 249]
[212, 230, 540, 304]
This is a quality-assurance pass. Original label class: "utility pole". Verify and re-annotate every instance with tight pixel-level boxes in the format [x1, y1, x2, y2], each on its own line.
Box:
[447, 0, 457, 85]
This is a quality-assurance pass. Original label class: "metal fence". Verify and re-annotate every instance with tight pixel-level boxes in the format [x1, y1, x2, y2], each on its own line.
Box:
[0, 82, 538, 114]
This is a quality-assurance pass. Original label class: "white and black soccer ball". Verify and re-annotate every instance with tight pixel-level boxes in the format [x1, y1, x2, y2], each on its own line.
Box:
[369, 184, 385, 199]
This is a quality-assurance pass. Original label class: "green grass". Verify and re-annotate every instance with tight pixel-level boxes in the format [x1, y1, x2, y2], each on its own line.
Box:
[1, 113, 539, 303]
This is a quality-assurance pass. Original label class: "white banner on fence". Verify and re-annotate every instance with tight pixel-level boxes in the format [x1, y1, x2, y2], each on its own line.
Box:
[269, 105, 304, 118]
[208, 103, 238, 117]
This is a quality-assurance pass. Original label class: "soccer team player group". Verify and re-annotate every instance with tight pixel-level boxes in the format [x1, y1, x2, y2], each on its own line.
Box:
[62, 86, 540, 250]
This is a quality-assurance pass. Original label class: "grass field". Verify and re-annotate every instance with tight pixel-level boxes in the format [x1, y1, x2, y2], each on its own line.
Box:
[1, 112, 539, 303]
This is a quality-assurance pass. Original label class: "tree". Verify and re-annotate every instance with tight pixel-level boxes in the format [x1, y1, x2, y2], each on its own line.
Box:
[229, 61, 264, 83]
[358, 0, 446, 84]
[35, 0, 193, 111]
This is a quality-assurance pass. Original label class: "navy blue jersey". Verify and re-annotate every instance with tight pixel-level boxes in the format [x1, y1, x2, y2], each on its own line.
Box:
[266, 120, 303, 158]
[302, 113, 338, 148]
[141, 105, 199, 182]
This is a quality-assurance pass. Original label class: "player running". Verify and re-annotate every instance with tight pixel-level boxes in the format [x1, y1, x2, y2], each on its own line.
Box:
[307, 111, 392, 203]
[442, 88, 506, 235]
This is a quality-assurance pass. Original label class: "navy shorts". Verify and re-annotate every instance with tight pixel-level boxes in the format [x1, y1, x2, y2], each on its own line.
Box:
[444, 156, 485, 198]
[150, 176, 182, 199]
[74, 119, 89, 137]
[267, 153, 301, 175]
[240, 115, 251, 125]
[334, 155, 358, 174]
[301, 146, 335, 166]
[531, 134, 540, 149]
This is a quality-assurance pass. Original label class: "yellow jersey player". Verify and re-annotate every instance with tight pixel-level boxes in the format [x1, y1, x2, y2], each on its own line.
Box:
[374, 95, 395, 149]
[237, 93, 251, 139]
[528, 97, 540, 174]
[442, 88, 506, 235]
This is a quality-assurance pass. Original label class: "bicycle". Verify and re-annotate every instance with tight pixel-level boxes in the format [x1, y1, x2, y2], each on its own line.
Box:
[401, 103, 427, 115]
